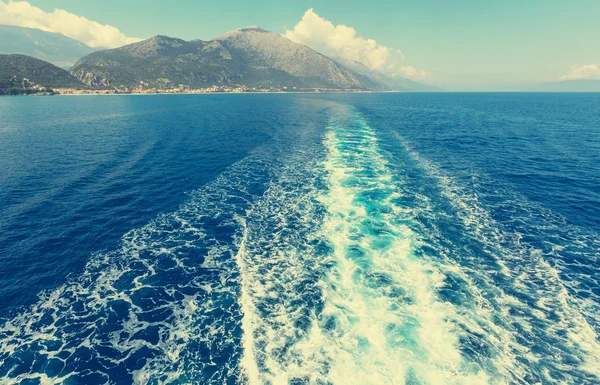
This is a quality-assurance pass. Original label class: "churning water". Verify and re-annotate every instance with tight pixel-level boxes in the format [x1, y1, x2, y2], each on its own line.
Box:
[1, 93, 599, 384]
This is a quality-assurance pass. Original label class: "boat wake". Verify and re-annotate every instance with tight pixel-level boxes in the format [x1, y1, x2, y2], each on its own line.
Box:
[1, 102, 598, 385]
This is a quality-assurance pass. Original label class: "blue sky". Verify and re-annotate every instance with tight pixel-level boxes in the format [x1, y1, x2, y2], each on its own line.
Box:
[4, 0, 600, 90]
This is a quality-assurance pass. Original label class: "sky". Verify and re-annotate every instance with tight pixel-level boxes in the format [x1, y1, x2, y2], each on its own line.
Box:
[1, 0, 599, 90]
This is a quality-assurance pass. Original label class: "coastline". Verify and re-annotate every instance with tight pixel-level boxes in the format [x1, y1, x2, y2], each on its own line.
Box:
[56, 90, 385, 96]
[1, 90, 404, 97]
[52, 88, 386, 96]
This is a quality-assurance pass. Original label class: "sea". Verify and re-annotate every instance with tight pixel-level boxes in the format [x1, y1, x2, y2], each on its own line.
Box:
[0, 93, 599, 384]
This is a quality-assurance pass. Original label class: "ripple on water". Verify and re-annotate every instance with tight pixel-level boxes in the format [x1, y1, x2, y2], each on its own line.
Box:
[1, 100, 598, 385]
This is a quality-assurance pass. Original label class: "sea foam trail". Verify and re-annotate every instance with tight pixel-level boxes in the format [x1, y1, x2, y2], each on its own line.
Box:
[0, 96, 334, 384]
[237, 104, 600, 385]
[391, 134, 600, 384]
[0, 146, 284, 384]
[0, 97, 332, 384]
[233, 145, 330, 384]
[235, 105, 492, 384]
[3, 99, 598, 385]
[315, 109, 490, 384]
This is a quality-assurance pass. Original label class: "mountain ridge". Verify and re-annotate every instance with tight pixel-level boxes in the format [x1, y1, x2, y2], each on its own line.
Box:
[70, 27, 430, 91]
[71, 27, 367, 89]
[0, 54, 86, 94]
[0, 25, 95, 69]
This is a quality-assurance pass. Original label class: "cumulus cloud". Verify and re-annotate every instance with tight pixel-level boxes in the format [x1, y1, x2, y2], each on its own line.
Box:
[560, 64, 600, 81]
[397, 66, 429, 81]
[0, 0, 142, 48]
[286, 9, 429, 80]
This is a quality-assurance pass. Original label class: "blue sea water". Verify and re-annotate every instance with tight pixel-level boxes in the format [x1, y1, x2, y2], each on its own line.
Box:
[0, 93, 599, 384]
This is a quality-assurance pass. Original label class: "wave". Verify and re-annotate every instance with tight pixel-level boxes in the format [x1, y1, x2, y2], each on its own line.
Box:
[1, 100, 598, 385]
[393, 133, 600, 384]
[0, 145, 283, 384]
[235, 105, 493, 384]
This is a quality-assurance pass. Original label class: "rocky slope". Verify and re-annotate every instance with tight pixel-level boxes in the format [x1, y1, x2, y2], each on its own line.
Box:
[0, 54, 85, 94]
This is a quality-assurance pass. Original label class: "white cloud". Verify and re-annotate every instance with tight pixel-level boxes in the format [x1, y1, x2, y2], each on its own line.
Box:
[397, 66, 429, 81]
[286, 9, 429, 80]
[560, 64, 600, 81]
[0, 0, 142, 48]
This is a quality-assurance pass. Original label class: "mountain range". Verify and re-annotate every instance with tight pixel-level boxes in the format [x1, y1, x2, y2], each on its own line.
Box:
[0, 24, 436, 92]
[0, 25, 95, 69]
[2, 24, 596, 93]
[70, 27, 417, 91]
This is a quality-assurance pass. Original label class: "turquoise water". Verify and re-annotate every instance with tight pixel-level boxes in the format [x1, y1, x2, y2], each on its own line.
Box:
[0, 93, 599, 384]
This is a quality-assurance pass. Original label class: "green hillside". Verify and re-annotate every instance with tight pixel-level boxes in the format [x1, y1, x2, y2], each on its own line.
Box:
[0, 54, 85, 95]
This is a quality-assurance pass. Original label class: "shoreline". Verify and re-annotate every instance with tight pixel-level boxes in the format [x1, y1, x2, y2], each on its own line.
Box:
[57, 91, 385, 96]
[1, 90, 406, 97]
[52, 89, 391, 96]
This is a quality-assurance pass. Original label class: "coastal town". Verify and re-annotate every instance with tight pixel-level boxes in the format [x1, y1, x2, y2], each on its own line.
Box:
[2, 72, 373, 96]
[53, 84, 373, 95]
[3, 79, 375, 95]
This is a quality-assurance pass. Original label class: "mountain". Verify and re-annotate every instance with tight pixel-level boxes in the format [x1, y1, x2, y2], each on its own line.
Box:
[339, 58, 439, 92]
[0, 54, 85, 94]
[535, 79, 600, 92]
[0, 25, 96, 69]
[0, 25, 435, 92]
[71, 27, 371, 90]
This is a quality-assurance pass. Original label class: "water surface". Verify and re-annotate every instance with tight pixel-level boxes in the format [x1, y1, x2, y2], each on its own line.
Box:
[0, 93, 599, 384]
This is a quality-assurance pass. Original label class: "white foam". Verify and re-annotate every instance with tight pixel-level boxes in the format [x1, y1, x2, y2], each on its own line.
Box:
[3, 101, 598, 384]
[234, 219, 262, 385]
[233, 105, 496, 384]
[313, 110, 491, 384]
[0, 150, 283, 384]
[396, 133, 600, 383]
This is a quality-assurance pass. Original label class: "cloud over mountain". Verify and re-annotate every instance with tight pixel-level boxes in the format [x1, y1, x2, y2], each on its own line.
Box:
[560, 64, 600, 81]
[285, 9, 429, 80]
[0, 0, 141, 48]
[397, 66, 429, 81]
